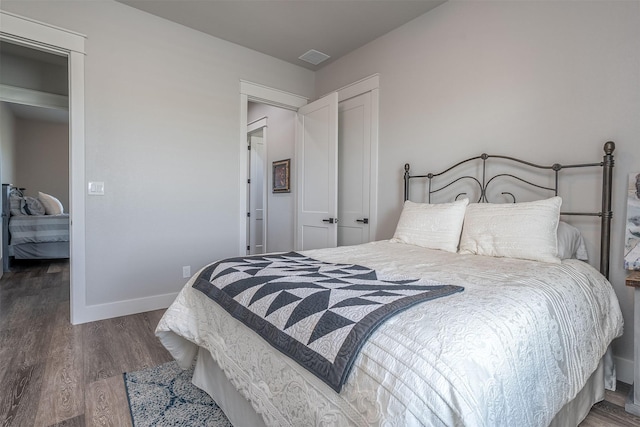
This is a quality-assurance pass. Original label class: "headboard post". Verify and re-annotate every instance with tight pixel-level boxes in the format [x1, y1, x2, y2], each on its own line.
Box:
[404, 164, 410, 202]
[2, 184, 11, 272]
[600, 141, 615, 279]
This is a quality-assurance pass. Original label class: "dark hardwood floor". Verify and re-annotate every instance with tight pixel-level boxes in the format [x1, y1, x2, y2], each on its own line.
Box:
[0, 259, 639, 426]
[0, 259, 172, 426]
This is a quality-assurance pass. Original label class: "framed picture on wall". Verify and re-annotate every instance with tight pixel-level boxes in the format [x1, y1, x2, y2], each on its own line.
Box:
[273, 159, 291, 193]
[625, 172, 640, 270]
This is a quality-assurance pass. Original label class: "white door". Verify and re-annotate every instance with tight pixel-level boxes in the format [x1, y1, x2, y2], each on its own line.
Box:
[295, 92, 339, 250]
[248, 134, 266, 254]
[338, 92, 372, 246]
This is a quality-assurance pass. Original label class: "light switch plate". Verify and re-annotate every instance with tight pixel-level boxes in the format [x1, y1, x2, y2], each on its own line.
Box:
[88, 181, 105, 195]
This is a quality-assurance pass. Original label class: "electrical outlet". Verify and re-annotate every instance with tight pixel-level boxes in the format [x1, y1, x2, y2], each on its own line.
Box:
[182, 266, 191, 278]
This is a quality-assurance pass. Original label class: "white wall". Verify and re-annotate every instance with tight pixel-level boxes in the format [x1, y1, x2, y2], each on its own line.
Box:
[315, 0, 640, 380]
[15, 117, 69, 208]
[0, 103, 16, 186]
[248, 103, 296, 252]
[0, 1, 314, 312]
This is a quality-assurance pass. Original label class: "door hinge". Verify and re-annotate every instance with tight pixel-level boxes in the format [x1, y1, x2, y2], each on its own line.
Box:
[247, 245, 251, 251]
[247, 212, 250, 217]
[247, 178, 251, 184]
[248, 145, 251, 150]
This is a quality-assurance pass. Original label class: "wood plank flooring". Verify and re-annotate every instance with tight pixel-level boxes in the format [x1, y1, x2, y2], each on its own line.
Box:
[0, 259, 639, 426]
[0, 260, 172, 427]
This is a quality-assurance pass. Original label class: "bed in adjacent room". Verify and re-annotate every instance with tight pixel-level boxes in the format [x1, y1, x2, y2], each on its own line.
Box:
[1, 184, 70, 272]
[156, 142, 623, 426]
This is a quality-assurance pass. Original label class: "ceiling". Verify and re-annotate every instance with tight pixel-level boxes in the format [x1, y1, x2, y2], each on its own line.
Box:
[116, 0, 446, 70]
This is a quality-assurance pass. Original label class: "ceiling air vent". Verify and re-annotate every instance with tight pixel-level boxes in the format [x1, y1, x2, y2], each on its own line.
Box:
[298, 49, 330, 66]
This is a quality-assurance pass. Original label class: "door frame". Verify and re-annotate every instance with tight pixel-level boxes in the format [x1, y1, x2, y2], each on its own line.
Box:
[238, 81, 308, 256]
[238, 75, 379, 254]
[0, 11, 87, 324]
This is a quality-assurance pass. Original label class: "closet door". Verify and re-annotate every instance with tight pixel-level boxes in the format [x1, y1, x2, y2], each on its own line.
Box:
[337, 92, 371, 247]
[295, 93, 338, 251]
[248, 135, 266, 254]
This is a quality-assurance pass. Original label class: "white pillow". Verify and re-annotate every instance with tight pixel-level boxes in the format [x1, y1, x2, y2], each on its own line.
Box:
[38, 191, 64, 215]
[557, 221, 589, 261]
[459, 196, 562, 263]
[391, 198, 469, 253]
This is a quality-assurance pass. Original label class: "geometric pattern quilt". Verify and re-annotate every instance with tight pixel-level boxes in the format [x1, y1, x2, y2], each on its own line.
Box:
[193, 252, 464, 392]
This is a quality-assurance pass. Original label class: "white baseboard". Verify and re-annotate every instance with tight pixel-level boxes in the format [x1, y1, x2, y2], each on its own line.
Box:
[616, 355, 634, 385]
[71, 292, 178, 325]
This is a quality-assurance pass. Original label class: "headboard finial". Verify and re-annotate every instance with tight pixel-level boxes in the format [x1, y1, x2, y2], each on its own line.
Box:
[403, 164, 411, 201]
[604, 141, 615, 155]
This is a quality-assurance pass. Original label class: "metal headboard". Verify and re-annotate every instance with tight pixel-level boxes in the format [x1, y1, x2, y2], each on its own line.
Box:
[2, 184, 27, 272]
[403, 141, 615, 278]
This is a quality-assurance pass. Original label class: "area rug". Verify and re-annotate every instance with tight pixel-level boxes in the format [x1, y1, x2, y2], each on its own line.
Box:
[124, 361, 233, 426]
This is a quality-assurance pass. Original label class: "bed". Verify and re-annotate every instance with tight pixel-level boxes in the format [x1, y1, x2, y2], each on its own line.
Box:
[1, 184, 70, 272]
[156, 142, 623, 426]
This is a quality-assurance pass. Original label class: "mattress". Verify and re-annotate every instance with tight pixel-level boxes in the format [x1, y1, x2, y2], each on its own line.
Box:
[157, 240, 624, 426]
[8, 214, 69, 245]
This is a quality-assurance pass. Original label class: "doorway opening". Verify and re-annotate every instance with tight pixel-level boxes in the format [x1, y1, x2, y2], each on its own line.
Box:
[239, 81, 307, 256]
[1, 11, 87, 324]
[1, 41, 70, 274]
[247, 118, 266, 255]
[245, 102, 297, 255]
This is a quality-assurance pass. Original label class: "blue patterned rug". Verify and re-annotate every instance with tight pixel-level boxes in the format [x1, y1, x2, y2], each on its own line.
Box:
[124, 361, 232, 426]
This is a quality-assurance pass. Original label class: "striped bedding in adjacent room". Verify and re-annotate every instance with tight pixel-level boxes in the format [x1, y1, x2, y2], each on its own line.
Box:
[9, 214, 70, 245]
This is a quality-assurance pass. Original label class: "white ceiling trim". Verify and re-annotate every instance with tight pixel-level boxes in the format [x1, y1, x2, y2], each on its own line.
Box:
[0, 11, 85, 54]
[240, 80, 308, 111]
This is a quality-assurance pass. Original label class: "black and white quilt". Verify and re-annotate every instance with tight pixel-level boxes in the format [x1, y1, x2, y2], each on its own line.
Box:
[193, 251, 463, 392]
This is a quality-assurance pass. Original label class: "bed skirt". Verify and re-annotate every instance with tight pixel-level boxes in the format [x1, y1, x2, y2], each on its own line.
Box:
[9, 241, 69, 259]
[549, 353, 607, 427]
[190, 345, 612, 427]
[193, 347, 267, 427]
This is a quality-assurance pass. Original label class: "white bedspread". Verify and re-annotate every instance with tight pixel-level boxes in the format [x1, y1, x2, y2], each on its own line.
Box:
[156, 241, 623, 427]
